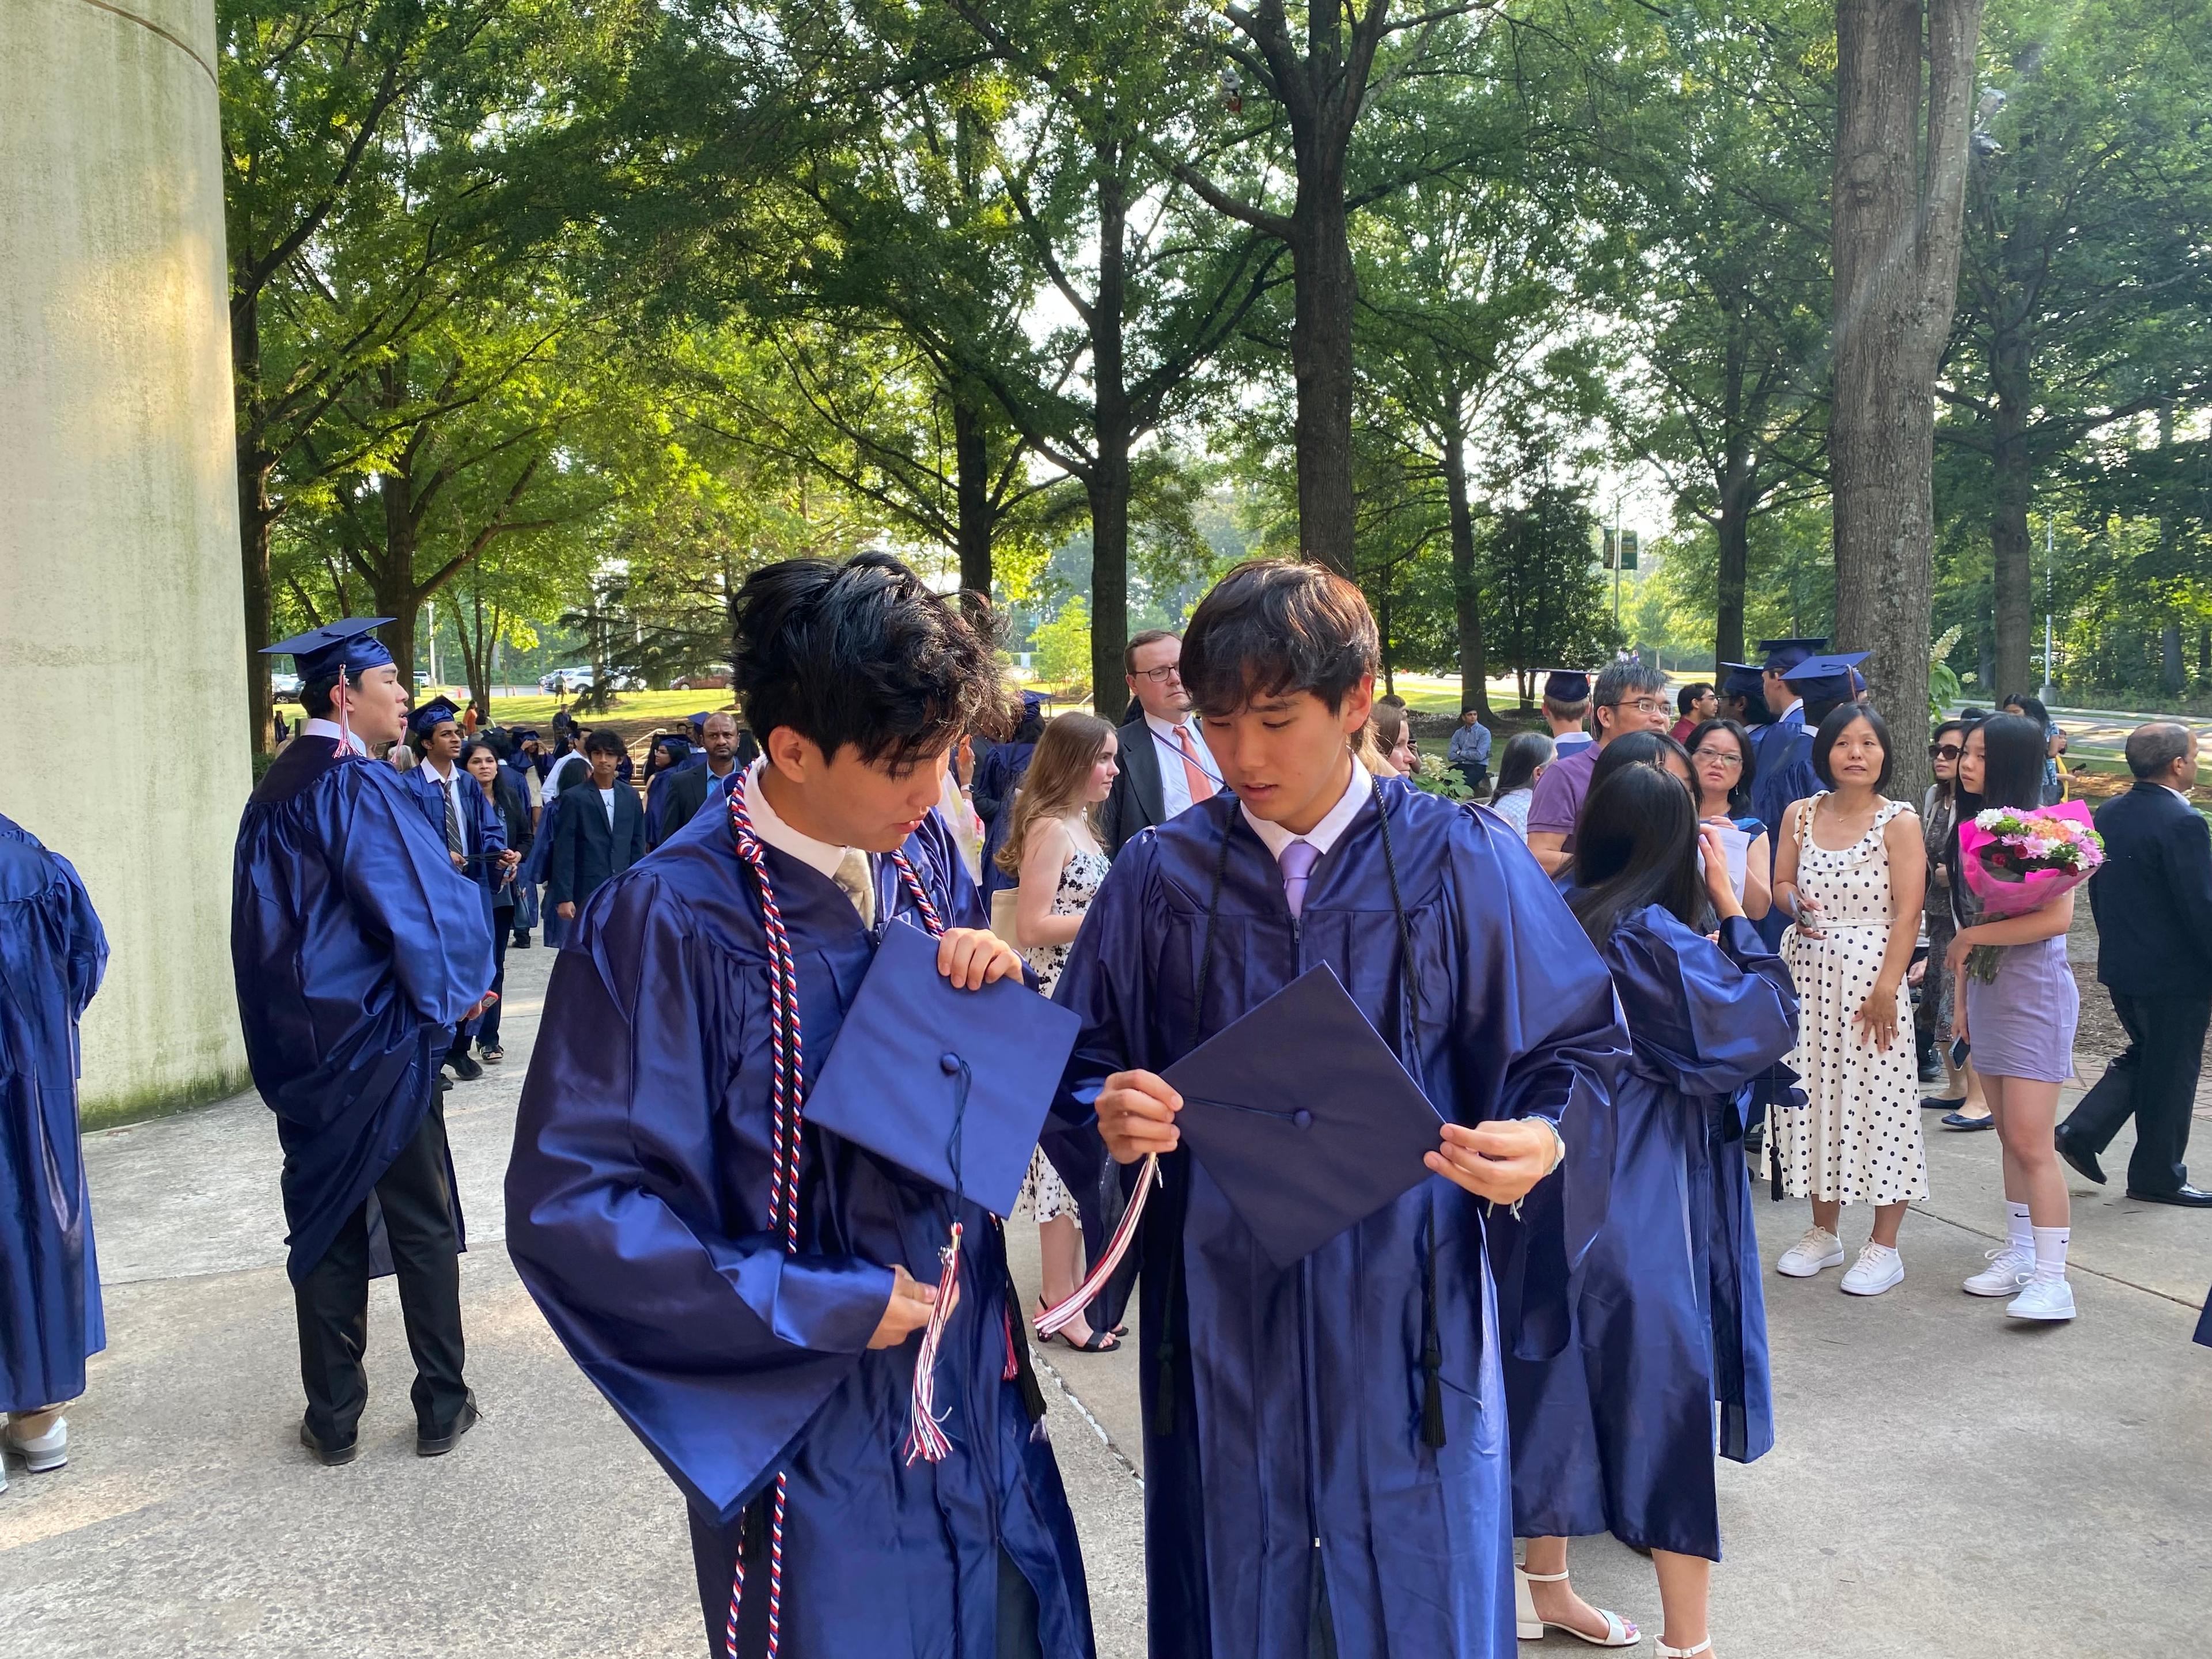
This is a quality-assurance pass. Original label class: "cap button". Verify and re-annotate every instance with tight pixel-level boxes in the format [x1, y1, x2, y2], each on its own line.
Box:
[940, 1052, 962, 1074]
[1293, 1108, 1313, 1129]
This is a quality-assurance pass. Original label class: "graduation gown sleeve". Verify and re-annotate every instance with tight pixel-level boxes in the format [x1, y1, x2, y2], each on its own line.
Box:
[504, 866, 895, 1520]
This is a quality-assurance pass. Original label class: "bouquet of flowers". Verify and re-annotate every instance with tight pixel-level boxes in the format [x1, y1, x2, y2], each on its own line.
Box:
[1956, 800, 2103, 982]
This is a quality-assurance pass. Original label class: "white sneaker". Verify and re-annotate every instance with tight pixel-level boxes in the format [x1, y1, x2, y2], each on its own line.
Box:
[1963, 1244, 2033, 1297]
[1840, 1242, 1905, 1296]
[2006, 1275, 2077, 1321]
[1777, 1226, 1845, 1278]
[3, 1416, 66, 1474]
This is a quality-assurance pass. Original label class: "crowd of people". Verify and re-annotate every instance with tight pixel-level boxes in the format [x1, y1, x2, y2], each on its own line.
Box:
[5, 551, 2212, 1657]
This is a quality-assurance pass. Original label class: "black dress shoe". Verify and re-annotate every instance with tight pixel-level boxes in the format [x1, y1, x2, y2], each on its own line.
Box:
[512, 931, 532, 948]
[2054, 1127, 2106, 1185]
[2126, 1184, 2212, 1207]
[418, 1392, 480, 1457]
[445, 1051, 484, 1082]
[300, 1419, 358, 1467]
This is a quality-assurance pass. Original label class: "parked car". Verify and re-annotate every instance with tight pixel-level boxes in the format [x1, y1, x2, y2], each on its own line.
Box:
[539, 666, 594, 694]
[673, 666, 733, 691]
[271, 671, 302, 697]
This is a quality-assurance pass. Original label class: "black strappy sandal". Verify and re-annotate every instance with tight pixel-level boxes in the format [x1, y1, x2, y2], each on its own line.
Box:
[1036, 1299, 1121, 1353]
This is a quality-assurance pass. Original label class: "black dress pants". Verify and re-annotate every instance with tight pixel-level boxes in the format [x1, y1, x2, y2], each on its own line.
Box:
[293, 1101, 469, 1446]
[686, 1503, 1041, 1659]
[2063, 991, 2212, 1195]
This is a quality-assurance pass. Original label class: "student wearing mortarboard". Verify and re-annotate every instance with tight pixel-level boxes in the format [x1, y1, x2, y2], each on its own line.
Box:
[506, 553, 1097, 1659]
[231, 619, 495, 1467]
[401, 696, 514, 1082]
[0, 813, 109, 1488]
[1046, 559, 1627, 1659]
[1503, 763, 1798, 1659]
[1713, 662, 1769, 730]
[1541, 669, 1595, 756]
[1748, 637, 1824, 775]
[1524, 660, 1676, 876]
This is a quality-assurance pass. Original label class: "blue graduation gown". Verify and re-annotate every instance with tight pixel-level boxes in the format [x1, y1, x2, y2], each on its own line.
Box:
[400, 763, 507, 931]
[1502, 910, 1796, 1559]
[1049, 783, 1627, 1659]
[505, 803, 1094, 1659]
[232, 742, 495, 1282]
[643, 749, 706, 844]
[0, 815, 109, 1412]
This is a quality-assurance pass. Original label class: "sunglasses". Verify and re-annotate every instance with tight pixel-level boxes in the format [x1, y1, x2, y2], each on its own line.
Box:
[1930, 743, 1963, 760]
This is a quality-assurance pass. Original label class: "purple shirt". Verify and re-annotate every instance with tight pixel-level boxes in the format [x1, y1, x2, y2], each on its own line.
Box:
[1525, 742, 1600, 846]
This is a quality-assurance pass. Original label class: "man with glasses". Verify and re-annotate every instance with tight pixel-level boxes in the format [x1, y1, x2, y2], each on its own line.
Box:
[1525, 660, 1675, 874]
[1103, 628, 1224, 855]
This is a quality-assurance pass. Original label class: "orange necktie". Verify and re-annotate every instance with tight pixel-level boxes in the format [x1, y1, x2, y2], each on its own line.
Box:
[1173, 724, 1217, 804]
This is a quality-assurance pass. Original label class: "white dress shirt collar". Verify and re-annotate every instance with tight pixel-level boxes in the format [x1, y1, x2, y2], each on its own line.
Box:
[1779, 698, 1805, 725]
[1241, 757, 1374, 860]
[742, 757, 853, 883]
[300, 718, 368, 756]
[2165, 785, 2192, 806]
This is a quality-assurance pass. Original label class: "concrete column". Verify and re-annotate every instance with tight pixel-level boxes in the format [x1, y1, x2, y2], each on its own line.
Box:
[0, 0, 251, 1122]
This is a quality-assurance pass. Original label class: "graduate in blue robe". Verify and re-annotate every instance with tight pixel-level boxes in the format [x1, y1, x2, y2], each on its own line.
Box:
[232, 619, 495, 1462]
[505, 554, 1093, 1659]
[0, 814, 108, 1420]
[1501, 763, 1797, 1658]
[1048, 560, 1626, 1659]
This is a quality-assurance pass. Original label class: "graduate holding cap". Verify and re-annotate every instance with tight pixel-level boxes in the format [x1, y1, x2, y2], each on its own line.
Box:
[1046, 559, 1628, 1659]
[232, 619, 496, 1466]
[506, 553, 1096, 1659]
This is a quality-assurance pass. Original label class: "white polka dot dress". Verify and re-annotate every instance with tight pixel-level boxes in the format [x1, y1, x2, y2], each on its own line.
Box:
[1774, 794, 1929, 1205]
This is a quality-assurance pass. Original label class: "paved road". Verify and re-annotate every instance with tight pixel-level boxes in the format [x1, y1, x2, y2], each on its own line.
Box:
[8, 940, 2212, 1657]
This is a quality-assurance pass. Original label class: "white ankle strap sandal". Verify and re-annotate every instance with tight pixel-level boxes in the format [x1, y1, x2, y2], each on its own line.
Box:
[1513, 1565, 1640, 1647]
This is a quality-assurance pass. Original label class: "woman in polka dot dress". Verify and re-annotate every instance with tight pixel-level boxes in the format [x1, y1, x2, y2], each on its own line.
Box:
[1770, 704, 1929, 1296]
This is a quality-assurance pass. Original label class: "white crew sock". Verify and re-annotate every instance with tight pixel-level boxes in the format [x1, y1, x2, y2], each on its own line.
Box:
[2032, 1225, 2070, 1282]
[2006, 1202, 2033, 1256]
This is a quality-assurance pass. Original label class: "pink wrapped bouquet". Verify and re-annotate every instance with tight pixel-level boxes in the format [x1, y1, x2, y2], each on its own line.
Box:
[1956, 800, 2103, 981]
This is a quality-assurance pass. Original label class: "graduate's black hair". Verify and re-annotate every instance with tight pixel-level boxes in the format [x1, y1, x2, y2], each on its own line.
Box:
[1961, 711, 2045, 810]
[1488, 731, 1553, 803]
[1812, 702, 1896, 793]
[1179, 558, 1378, 717]
[1587, 729, 1694, 798]
[583, 728, 627, 760]
[1684, 716, 1758, 812]
[733, 551, 1009, 767]
[301, 676, 340, 721]
[1568, 764, 1714, 945]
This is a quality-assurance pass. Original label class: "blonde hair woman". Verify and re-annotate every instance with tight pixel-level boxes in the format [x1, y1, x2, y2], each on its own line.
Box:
[997, 713, 1122, 1350]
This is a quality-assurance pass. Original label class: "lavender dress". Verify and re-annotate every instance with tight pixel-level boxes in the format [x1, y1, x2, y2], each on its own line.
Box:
[1961, 934, 2079, 1084]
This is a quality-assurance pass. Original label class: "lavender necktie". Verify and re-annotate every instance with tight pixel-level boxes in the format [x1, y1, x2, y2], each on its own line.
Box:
[1278, 839, 1321, 919]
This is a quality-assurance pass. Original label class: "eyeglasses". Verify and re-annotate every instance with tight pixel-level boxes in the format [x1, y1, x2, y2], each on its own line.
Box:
[1131, 664, 1182, 683]
[1930, 744, 1963, 760]
[1690, 748, 1743, 769]
[1607, 697, 1670, 717]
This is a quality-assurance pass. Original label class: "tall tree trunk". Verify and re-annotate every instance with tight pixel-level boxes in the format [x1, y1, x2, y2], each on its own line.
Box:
[950, 384, 994, 627]
[1988, 328, 2035, 696]
[1441, 412, 1492, 717]
[1289, 162, 1358, 575]
[1714, 329, 1753, 668]
[1378, 583, 1396, 697]
[373, 467, 421, 690]
[1086, 149, 1135, 726]
[234, 291, 278, 752]
[1831, 0, 1983, 802]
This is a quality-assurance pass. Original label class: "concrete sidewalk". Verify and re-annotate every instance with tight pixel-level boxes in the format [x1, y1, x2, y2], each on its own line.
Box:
[9, 935, 2211, 1657]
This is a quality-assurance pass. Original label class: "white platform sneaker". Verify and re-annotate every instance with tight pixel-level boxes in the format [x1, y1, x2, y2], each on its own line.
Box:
[1775, 1226, 1844, 1278]
[3, 1416, 66, 1474]
[1839, 1242, 1905, 1296]
[1963, 1244, 2033, 1297]
[2006, 1275, 2077, 1321]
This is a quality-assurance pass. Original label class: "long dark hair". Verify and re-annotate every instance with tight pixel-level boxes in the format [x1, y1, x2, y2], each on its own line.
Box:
[1964, 711, 2046, 812]
[1588, 729, 1693, 798]
[1568, 764, 1712, 944]
[1490, 731, 1552, 802]
[1684, 717, 1758, 813]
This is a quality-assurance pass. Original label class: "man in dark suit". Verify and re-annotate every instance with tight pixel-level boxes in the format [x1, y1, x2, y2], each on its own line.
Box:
[2058, 721, 2212, 1205]
[548, 730, 647, 923]
[1101, 628, 1222, 856]
[652, 712, 745, 844]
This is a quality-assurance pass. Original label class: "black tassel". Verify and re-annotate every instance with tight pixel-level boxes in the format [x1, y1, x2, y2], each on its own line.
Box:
[1421, 1361, 1446, 1449]
[740, 1495, 765, 1562]
[1004, 1265, 1048, 1422]
[1421, 1192, 1446, 1448]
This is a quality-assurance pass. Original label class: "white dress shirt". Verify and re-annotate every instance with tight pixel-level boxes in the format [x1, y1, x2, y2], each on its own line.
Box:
[596, 786, 617, 828]
[1146, 713, 1223, 821]
[742, 757, 869, 922]
[300, 718, 368, 756]
[1240, 757, 1374, 861]
[418, 757, 471, 854]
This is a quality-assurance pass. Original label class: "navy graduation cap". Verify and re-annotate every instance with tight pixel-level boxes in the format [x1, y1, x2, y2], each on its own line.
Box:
[803, 917, 1080, 1219]
[1756, 637, 1827, 675]
[1718, 661, 1764, 700]
[259, 616, 395, 683]
[1780, 650, 1869, 684]
[1542, 669, 1592, 703]
[408, 695, 463, 742]
[1163, 962, 1444, 1268]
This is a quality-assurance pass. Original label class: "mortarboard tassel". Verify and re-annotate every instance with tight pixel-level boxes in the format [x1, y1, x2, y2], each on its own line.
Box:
[334, 665, 353, 757]
[1034, 1152, 1159, 1338]
[902, 1221, 963, 1464]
